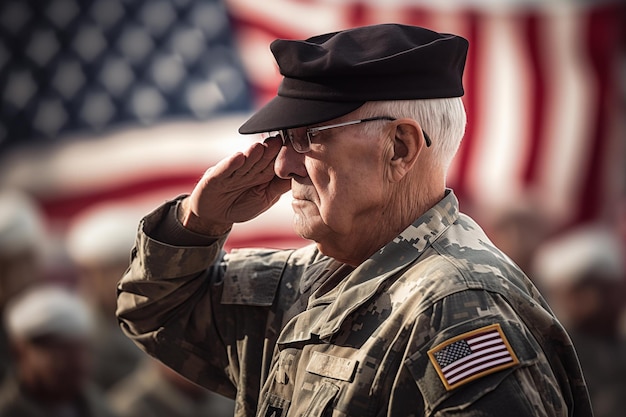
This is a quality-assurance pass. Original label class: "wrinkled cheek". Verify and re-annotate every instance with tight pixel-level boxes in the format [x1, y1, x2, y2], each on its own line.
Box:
[318, 205, 336, 229]
[318, 192, 352, 234]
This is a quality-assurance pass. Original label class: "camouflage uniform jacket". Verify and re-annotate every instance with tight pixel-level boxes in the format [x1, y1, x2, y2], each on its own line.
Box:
[117, 190, 593, 417]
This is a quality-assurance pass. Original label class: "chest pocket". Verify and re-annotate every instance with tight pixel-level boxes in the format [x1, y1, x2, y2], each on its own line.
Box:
[260, 350, 346, 417]
[258, 393, 291, 417]
[300, 351, 357, 416]
[302, 382, 340, 417]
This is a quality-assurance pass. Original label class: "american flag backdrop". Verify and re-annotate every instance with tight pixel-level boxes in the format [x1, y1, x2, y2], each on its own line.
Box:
[0, 0, 252, 147]
[0, 0, 624, 251]
[0, 0, 306, 250]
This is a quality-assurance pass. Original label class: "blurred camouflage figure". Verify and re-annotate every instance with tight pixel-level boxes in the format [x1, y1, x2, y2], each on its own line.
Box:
[66, 204, 146, 392]
[117, 24, 593, 416]
[533, 224, 626, 417]
[470, 194, 551, 276]
[108, 358, 235, 417]
[0, 190, 46, 381]
[0, 285, 117, 417]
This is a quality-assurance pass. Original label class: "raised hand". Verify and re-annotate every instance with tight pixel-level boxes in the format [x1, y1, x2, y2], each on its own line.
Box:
[180, 135, 291, 236]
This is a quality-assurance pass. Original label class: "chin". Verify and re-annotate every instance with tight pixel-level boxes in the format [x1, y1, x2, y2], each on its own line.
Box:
[292, 208, 342, 246]
[292, 213, 317, 239]
[294, 227, 317, 242]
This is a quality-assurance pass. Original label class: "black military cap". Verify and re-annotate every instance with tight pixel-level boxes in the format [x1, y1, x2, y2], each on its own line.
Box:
[239, 23, 469, 134]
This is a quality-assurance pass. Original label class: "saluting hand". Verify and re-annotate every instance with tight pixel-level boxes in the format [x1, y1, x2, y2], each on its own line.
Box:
[180, 135, 291, 236]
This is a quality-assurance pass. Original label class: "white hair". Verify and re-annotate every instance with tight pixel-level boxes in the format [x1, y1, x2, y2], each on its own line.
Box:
[356, 97, 466, 172]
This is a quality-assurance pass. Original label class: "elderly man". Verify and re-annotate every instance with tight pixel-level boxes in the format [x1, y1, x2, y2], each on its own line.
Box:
[117, 24, 592, 416]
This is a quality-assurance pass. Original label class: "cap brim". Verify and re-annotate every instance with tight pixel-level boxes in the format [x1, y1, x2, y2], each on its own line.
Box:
[238, 95, 365, 134]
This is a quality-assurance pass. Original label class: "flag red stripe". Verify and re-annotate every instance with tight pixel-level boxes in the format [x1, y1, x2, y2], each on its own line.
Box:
[521, 11, 547, 186]
[37, 174, 198, 222]
[444, 345, 509, 376]
[447, 355, 514, 384]
[575, 3, 623, 225]
[445, 349, 510, 378]
[450, 10, 480, 202]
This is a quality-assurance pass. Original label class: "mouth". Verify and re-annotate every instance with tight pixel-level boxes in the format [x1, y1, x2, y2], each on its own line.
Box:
[292, 194, 309, 201]
[291, 191, 315, 207]
[292, 197, 313, 209]
[290, 179, 314, 201]
[290, 185, 311, 202]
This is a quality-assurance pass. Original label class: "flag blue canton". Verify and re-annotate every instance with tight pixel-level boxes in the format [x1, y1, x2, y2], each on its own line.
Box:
[0, 0, 252, 153]
[433, 339, 473, 368]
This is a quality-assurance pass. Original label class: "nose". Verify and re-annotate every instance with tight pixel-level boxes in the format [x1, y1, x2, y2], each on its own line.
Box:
[274, 141, 307, 179]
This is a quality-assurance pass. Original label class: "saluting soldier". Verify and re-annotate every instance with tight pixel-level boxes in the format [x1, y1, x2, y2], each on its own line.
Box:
[117, 24, 593, 417]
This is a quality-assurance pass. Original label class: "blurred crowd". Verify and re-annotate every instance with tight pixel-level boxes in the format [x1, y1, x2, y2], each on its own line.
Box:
[0, 189, 236, 417]
[473, 197, 626, 417]
[0, 186, 625, 417]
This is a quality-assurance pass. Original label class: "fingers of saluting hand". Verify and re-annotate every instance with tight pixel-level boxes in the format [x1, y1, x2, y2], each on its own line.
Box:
[237, 136, 283, 177]
[186, 136, 287, 229]
[204, 136, 283, 188]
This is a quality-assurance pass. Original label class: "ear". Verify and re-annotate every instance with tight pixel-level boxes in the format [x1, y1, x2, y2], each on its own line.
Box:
[388, 119, 424, 182]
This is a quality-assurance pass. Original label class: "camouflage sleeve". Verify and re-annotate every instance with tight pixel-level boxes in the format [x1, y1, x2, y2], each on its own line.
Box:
[394, 289, 588, 417]
[115, 199, 294, 409]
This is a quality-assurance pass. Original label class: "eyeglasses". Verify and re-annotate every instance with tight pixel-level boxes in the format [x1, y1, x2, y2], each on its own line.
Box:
[272, 116, 431, 154]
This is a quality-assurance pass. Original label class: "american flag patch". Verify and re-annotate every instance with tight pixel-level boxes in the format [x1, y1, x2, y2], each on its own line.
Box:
[428, 323, 519, 391]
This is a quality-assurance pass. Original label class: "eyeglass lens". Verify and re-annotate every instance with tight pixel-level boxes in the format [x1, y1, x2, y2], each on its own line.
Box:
[280, 129, 308, 153]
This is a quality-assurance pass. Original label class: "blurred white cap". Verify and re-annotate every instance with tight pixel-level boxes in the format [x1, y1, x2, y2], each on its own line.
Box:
[4, 285, 94, 340]
[0, 189, 45, 256]
[66, 203, 141, 266]
[533, 224, 625, 288]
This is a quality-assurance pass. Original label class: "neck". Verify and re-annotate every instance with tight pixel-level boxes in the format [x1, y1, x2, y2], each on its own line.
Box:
[383, 166, 445, 231]
[329, 184, 445, 267]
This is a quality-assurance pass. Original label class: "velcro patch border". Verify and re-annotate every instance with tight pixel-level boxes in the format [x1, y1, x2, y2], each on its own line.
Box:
[427, 323, 519, 391]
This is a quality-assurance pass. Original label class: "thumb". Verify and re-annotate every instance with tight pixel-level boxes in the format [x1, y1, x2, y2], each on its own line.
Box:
[266, 176, 292, 203]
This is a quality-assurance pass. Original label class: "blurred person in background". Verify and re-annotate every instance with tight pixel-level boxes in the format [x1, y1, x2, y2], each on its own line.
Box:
[470, 195, 551, 276]
[533, 224, 626, 417]
[69, 203, 236, 415]
[108, 357, 235, 417]
[0, 284, 118, 417]
[0, 190, 47, 381]
[65, 204, 147, 392]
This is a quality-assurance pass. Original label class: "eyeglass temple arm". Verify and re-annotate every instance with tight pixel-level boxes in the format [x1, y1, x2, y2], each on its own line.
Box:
[372, 117, 431, 147]
[422, 130, 432, 147]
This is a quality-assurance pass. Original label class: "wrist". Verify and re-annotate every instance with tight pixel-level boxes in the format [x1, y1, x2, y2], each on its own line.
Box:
[177, 197, 232, 237]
